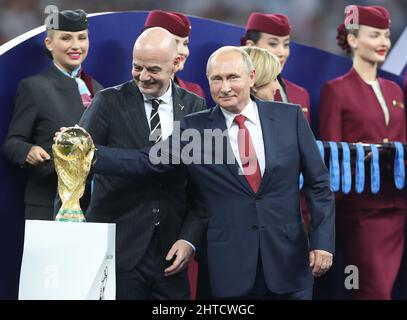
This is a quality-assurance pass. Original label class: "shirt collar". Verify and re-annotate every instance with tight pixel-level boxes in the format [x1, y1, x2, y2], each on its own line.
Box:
[220, 99, 258, 129]
[54, 62, 81, 78]
[142, 81, 172, 104]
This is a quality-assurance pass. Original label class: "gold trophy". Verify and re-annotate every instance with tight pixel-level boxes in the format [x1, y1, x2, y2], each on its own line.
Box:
[53, 126, 95, 222]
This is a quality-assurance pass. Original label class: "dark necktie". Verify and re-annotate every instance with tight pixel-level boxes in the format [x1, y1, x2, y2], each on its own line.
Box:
[274, 76, 285, 102]
[234, 114, 262, 193]
[149, 99, 162, 144]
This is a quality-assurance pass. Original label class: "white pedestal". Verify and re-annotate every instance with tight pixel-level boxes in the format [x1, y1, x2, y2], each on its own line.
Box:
[18, 220, 116, 300]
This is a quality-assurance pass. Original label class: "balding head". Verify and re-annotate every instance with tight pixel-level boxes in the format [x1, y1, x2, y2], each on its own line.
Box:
[206, 46, 254, 76]
[134, 27, 178, 60]
[132, 27, 180, 97]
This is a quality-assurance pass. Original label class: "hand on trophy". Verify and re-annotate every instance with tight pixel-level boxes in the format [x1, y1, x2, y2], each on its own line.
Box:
[53, 126, 95, 222]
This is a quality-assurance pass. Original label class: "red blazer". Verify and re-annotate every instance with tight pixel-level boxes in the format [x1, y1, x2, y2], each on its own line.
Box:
[175, 76, 205, 99]
[319, 68, 407, 210]
[275, 78, 311, 123]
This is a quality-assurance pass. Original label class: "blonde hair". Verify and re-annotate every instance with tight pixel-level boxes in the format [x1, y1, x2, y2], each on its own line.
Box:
[241, 46, 281, 89]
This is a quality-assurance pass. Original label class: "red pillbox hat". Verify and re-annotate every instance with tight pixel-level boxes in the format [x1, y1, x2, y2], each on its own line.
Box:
[245, 13, 291, 36]
[144, 10, 191, 37]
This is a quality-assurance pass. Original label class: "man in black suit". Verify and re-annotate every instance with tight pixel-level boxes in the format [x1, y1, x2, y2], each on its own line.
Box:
[79, 27, 207, 299]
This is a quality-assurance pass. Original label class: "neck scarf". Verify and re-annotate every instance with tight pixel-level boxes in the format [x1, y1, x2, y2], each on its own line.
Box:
[55, 63, 92, 108]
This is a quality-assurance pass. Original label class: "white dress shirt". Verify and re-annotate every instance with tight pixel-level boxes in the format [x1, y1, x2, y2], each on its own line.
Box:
[220, 100, 266, 176]
[142, 82, 195, 251]
[279, 85, 289, 103]
[367, 79, 390, 127]
[142, 82, 174, 140]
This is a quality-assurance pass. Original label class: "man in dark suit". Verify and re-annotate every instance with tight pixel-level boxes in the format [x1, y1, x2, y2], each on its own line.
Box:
[78, 27, 206, 300]
[82, 46, 335, 299]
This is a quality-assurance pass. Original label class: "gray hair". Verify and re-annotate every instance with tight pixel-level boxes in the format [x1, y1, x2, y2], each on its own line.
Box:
[206, 46, 254, 76]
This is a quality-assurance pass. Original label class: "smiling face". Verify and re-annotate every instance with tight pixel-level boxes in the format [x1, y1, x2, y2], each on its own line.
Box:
[45, 30, 89, 72]
[348, 25, 391, 64]
[253, 32, 290, 69]
[131, 27, 180, 97]
[207, 50, 255, 114]
[173, 34, 190, 71]
[132, 49, 178, 97]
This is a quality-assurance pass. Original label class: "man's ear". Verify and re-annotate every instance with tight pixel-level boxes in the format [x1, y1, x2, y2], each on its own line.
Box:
[249, 69, 256, 88]
[173, 55, 181, 73]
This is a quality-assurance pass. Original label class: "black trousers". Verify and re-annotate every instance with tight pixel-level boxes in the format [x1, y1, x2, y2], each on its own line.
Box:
[196, 257, 213, 299]
[116, 228, 190, 300]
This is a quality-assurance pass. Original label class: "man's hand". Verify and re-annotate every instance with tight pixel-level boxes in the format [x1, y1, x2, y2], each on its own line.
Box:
[309, 250, 333, 277]
[164, 240, 194, 277]
[26, 146, 50, 166]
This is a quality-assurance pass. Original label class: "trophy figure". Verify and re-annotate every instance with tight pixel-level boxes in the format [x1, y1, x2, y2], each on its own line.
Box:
[53, 127, 95, 222]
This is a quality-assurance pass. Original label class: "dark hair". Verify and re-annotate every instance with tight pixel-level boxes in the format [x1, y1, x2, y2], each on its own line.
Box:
[240, 30, 262, 46]
[337, 23, 359, 55]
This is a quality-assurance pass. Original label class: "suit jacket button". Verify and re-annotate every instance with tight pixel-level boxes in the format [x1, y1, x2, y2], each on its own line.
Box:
[152, 208, 159, 214]
[252, 224, 258, 230]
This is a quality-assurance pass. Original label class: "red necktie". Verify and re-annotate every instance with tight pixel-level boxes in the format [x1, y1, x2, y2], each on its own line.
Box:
[234, 114, 262, 193]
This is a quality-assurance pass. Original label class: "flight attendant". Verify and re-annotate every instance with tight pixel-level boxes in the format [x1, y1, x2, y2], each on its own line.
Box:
[241, 12, 311, 123]
[144, 10, 205, 98]
[4, 9, 103, 220]
[319, 5, 406, 299]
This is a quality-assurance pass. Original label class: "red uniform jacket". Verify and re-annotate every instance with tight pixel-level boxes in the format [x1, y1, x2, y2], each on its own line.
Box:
[275, 78, 311, 123]
[319, 68, 407, 210]
[175, 76, 205, 99]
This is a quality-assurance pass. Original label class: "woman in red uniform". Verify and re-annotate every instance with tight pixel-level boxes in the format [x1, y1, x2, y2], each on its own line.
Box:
[241, 12, 310, 122]
[144, 10, 205, 98]
[319, 5, 406, 299]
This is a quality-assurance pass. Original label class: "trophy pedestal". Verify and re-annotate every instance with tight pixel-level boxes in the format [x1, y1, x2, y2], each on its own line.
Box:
[18, 220, 116, 300]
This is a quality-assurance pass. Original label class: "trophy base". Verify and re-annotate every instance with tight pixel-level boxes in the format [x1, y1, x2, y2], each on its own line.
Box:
[55, 209, 86, 222]
[19, 220, 116, 299]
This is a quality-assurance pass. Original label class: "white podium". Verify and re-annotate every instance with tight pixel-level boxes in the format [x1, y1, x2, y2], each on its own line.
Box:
[18, 220, 116, 300]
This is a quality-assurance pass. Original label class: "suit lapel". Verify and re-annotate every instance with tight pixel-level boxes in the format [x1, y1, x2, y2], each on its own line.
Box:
[208, 106, 253, 194]
[172, 82, 186, 121]
[126, 80, 151, 146]
[256, 99, 278, 192]
[48, 65, 84, 118]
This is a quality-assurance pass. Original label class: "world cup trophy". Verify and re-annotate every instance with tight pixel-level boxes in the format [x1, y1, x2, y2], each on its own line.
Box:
[53, 126, 95, 222]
